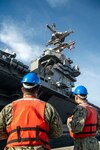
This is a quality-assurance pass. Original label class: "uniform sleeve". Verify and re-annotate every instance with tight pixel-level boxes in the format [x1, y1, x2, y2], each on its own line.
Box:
[0, 103, 12, 140]
[44, 103, 63, 138]
[67, 105, 87, 133]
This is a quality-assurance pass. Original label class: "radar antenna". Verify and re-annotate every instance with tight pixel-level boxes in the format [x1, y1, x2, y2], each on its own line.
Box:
[46, 24, 75, 52]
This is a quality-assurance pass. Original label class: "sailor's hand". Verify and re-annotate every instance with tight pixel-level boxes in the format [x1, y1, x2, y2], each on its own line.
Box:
[67, 115, 73, 123]
[67, 117, 72, 122]
[67, 116, 73, 130]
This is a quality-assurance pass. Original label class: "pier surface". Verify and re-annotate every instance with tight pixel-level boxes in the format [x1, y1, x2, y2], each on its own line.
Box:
[52, 146, 73, 150]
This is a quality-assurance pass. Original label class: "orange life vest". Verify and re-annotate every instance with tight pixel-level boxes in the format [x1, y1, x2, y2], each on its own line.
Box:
[6, 97, 50, 149]
[69, 103, 97, 138]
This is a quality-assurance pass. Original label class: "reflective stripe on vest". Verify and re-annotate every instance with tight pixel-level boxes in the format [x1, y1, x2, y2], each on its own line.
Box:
[7, 98, 50, 149]
[70, 103, 97, 138]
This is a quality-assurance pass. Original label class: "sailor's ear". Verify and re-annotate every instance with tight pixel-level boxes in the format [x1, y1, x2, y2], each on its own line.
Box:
[75, 95, 78, 102]
[76, 95, 78, 100]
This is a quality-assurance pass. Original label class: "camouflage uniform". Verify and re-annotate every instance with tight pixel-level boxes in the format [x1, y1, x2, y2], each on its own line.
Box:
[0, 98, 63, 150]
[67, 102, 100, 150]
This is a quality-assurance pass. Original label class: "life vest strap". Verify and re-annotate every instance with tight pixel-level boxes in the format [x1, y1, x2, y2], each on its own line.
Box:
[7, 126, 49, 145]
[76, 131, 96, 134]
[7, 137, 50, 145]
[9, 126, 49, 136]
[76, 123, 97, 135]
[84, 123, 97, 126]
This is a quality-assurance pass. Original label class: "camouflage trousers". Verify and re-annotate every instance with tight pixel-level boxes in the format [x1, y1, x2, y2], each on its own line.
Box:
[4, 146, 48, 150]
[73, 137, 99, 150]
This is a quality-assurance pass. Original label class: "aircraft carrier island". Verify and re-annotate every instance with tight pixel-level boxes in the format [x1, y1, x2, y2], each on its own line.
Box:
[0, 24, 100, 149]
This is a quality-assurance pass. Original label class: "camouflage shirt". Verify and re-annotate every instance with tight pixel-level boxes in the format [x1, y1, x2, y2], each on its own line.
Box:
[0, 97, 63, 150]
[67, 103, 87, 133]
[67, 102, 100, 150]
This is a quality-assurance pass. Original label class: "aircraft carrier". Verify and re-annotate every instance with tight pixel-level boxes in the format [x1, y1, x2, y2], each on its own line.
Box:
[0, 24, 100, 149]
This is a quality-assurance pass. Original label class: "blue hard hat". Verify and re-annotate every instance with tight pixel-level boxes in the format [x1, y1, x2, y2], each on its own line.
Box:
[74, 85, 88, 95]
[21, 72, 40, 86]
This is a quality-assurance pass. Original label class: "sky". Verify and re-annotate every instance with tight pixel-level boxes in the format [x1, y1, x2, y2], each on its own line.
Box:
[0, 0, 100, 106]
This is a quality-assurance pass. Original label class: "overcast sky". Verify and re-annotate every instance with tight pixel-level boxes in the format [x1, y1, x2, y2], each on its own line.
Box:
[0, 0, 100, 106]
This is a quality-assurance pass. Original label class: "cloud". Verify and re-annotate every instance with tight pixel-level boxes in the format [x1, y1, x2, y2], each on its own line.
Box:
[46, 0, 69, 8]
[0, 22, 42, 65]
